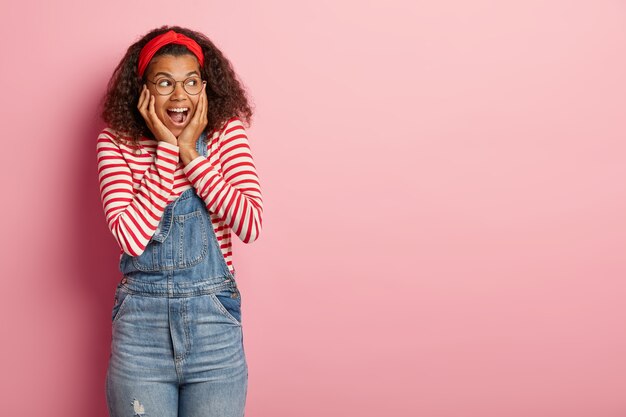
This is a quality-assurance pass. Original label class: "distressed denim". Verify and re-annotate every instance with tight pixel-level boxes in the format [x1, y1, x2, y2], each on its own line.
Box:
[105, 133, 248, 417]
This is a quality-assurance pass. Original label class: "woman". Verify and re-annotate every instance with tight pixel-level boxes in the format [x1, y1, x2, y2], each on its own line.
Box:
[97, 25, 263, 417]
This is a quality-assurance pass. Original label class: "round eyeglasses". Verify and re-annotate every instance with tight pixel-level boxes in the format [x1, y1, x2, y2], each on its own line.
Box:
[145, 76, 206, 95]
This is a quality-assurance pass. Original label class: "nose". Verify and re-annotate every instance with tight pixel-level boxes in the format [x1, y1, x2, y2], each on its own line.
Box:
[170, 81, 188, 100]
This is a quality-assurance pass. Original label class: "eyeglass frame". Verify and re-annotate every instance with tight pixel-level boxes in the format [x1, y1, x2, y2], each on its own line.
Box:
[144, 75, 207, 96]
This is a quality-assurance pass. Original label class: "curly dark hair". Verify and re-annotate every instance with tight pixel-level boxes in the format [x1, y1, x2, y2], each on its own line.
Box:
[101, 25, 254, 145]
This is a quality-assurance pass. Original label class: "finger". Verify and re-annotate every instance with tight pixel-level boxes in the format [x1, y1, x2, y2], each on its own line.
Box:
[195, 92, 204, 124]
[194, 85, 206, 125]
[137, 86, 145, 111]
[199, 90, 206, 125]
[138, 86, 150, 118]
[148, 95, 159, 124]
[141, 85, 150, 107]
[194, 87, 207, 129]
[136, 88, 142, 109]
[201, 85, 208, 124]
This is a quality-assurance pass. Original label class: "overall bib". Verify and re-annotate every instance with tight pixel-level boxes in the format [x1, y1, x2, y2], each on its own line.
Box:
[106, 133, 248, 417]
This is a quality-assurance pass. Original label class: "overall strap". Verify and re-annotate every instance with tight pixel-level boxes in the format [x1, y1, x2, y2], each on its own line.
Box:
[196, 131, 208, 157]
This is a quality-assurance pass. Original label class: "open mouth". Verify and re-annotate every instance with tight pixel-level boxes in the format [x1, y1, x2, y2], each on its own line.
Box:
[166, 107, 189, 125]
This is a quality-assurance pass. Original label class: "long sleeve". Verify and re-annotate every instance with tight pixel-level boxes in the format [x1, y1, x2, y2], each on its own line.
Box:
[96, 129, 180, 256]
[182, 118, 263, 243]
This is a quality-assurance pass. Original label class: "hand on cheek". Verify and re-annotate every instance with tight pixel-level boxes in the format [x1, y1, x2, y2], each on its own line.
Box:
[137, 84, 178, 145]
[178, 83, 208, 163]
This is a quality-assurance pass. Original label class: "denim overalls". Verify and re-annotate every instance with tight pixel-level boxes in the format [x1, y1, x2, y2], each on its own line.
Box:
[106, 133, 248, 417]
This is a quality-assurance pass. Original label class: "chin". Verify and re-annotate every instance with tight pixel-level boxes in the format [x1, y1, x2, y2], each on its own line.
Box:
[167, 126, 184, 138]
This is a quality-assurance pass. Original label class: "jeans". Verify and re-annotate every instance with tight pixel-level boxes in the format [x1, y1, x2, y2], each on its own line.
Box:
[106, 278, 247, 417]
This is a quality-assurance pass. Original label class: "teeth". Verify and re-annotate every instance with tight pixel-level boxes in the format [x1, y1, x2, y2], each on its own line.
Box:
[168, 108, 188, 113]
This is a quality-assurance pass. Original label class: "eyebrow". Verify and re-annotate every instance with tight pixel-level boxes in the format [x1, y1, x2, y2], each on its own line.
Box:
[153, 71, 200, 77]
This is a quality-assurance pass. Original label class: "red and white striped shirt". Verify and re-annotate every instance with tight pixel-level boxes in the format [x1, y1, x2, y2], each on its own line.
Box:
[96, 116, 263, 273]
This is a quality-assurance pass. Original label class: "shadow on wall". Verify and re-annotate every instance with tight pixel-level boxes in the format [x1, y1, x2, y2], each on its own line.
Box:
[68, 68, 125, 414]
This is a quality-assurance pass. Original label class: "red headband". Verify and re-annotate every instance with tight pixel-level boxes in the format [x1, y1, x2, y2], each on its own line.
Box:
[137, 30, 204, 77]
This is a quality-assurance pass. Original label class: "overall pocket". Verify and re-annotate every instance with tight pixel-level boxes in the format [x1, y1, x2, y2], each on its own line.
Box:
[175, 209, 208, 268]
[131, 244, 159, 271]
[111, 285, 133, 324]
[210, 285, 242, 325]
[130, 209, 209, 271]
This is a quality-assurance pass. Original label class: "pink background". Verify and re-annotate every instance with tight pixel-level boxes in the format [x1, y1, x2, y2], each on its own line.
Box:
[1, 1, 625, 416]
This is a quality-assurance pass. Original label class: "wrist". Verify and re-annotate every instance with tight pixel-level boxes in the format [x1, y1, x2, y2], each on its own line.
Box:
[180, 146, 200, 166]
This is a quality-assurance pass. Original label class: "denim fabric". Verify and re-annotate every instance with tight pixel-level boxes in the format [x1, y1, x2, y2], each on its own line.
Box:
[106, 133, 248, 417]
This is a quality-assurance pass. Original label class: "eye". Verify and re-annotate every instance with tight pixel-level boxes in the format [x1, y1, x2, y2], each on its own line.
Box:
[157, 78, 173, 87]
[185, 77, 199, 86]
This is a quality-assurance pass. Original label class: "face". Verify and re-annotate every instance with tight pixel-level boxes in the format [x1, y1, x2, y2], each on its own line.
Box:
[144, 54, 202, 138]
